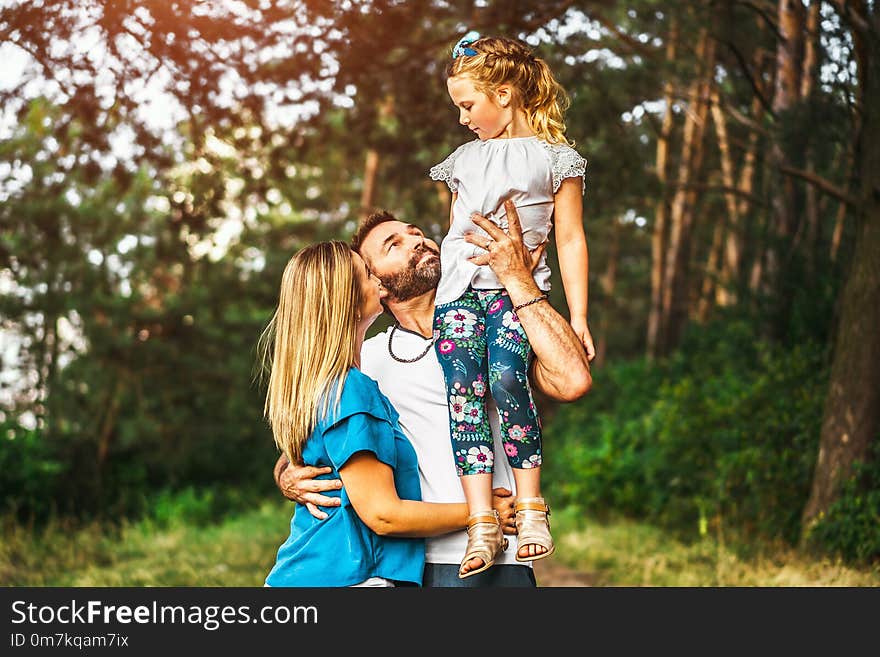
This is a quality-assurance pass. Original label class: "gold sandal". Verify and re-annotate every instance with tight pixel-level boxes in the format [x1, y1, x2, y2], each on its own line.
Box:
[514, 497, 555, 563]
[459, 510, 509, 579]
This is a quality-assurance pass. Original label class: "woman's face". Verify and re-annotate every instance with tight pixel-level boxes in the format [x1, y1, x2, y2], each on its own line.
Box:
[352, 251, 382, 328]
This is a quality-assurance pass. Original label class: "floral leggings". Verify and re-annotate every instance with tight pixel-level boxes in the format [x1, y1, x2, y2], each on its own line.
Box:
[433, 287, 542, 476]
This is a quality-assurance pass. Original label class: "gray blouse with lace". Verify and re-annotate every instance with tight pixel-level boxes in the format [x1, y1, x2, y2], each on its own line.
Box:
[428, 136, 587, 306]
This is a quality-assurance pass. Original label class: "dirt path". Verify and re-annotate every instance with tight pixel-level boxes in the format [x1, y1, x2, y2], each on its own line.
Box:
[533, 555, 598, 587]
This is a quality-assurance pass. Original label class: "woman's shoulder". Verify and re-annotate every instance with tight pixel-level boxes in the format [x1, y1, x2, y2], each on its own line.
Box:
[339, 367, 382, 404]
[330, 368, 398, 426]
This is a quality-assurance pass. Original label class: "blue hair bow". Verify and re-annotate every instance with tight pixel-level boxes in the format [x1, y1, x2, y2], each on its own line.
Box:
[452, 30, 480, 59]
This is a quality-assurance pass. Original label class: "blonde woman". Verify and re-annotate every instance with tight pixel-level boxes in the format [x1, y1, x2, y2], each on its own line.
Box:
[260, 241, 482, 587]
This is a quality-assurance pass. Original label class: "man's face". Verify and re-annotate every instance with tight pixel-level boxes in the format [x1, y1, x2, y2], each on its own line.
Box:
[358, 220, 441, 303]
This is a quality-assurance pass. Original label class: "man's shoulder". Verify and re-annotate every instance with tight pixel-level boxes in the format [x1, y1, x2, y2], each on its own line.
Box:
[361, 327, 391, 373]
[363, 327, 390, 354]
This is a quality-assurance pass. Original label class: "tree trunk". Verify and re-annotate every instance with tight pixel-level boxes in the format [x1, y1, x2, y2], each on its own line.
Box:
[725, 94, 762, 301]
[660, 30, 714, 352]
[736, 94, 764, 223]
[765, 0, 805, 333]
[96, 374, 127, 469]
[802, 187, 880, 528]
[697, 205, 725, 322]
[359, 95, 395, 217]
[360, 148, 379, 216]
[748, 144, 773, 297]
[802, 4, 880, 529]
[830, 103, 861, 263]
[647, 18, 678, 360]
[829, 197, 848, 262]
[709, 88, 741, 307]
[800, 1, 820, 100]
[746, 49, 776, 299]
[595, 220, 619, 368]
[42, 314, 61, 436]
[34, 307, 57, 430]
[800, 1, 821, 272]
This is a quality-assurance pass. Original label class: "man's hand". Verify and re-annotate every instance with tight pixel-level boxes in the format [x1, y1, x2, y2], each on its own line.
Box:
[570, 316, 596, 361]
[276, 457, 342, 520]
[464, 200, 545, 288]
[462, 199, 591, 402]
[492, 487, 517, 535]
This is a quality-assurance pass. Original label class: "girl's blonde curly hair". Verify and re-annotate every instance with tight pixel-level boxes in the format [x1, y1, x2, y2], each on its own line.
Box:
[446, 35, 572, 146]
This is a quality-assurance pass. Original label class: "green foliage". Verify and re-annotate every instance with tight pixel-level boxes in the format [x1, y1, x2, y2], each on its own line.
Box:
[146, 486, 267, 530]
[0, 424, 65, 519]
[0, 95, 290, 524]
[544, 317, 828, 547]
[0, 420, 276, 526]
[805, 442, 880, 564]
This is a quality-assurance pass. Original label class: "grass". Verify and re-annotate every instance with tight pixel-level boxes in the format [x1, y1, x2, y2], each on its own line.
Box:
[2, 501, 878, 587]
[545, 507, 880, 587]
[0, 499, 292, 586]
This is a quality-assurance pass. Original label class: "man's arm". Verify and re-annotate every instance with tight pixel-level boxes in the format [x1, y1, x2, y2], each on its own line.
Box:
[465, 200, 592, 402]
[273, 453, 343, 520]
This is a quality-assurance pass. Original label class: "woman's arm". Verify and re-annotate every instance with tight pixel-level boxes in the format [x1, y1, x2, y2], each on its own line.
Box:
[554, 177, 594, 358]
[275, 449, 517, 530]
[339, 451, 468, 538]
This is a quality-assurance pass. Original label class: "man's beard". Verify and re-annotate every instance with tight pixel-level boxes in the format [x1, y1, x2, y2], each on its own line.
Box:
[377, 245, 441, 303]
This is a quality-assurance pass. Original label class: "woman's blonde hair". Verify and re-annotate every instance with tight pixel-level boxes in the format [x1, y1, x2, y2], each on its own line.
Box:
[447, 35, 572, 145]
[257, 241, 361, 466]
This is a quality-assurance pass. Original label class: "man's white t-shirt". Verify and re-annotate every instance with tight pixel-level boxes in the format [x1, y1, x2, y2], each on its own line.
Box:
[360, 324, 524, 566]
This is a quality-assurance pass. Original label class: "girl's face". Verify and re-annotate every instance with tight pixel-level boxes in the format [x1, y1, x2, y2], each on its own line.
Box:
[352, 251, 382, 328]
[447, 75, 513, 140]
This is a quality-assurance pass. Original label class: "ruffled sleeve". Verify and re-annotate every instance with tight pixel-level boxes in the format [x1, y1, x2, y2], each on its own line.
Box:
[322, 370, 397, 470]
[546, 143, 587, 194]
[428, 142, 470, 193]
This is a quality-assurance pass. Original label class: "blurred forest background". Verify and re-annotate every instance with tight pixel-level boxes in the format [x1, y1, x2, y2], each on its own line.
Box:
[1, 0, 878, 585]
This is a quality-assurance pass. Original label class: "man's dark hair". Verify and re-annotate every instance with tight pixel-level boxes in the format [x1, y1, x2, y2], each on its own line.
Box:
[350, 210, 398, 255]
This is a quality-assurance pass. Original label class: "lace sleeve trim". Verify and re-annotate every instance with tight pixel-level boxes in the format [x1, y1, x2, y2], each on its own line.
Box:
[428, 143, 469, 193]
[543, 142, 587, 194]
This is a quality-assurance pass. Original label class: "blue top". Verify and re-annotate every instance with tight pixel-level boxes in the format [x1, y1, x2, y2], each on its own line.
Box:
[264, 368, 425, 587]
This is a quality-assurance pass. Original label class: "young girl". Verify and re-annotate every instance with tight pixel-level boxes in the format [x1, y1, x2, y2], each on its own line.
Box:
[429, 32, 592, 578]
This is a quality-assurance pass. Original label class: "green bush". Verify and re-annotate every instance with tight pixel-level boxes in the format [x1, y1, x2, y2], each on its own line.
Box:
[0, 424, 65, 520]
[805, 441, 880, 563]
[544, 318, 828, 546]
[0, 414, 277, 526]
[147, 485, 266, 528]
